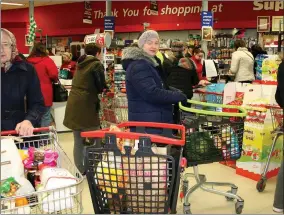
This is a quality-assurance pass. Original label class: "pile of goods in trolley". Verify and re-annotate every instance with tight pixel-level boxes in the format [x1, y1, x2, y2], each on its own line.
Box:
[1, 128, 84, 214]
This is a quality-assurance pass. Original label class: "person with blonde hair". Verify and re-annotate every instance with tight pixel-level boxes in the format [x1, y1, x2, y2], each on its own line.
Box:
[61, 52, 77, 78]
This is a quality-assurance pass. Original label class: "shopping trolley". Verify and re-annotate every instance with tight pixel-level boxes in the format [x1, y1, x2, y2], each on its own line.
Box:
[82, 122, 186, 214]
[0, 127, 84, 214]
[256, 105, 283, 192]
[179, 100, 247, 214]
[100, 92, 128, 128]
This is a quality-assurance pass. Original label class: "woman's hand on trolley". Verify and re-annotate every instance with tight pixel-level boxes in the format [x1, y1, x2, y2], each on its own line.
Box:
[15, 120, 34, 136]
[198, 80, 211, 86]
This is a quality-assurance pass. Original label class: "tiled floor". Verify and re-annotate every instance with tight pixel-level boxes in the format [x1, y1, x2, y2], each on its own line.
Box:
[58, 132, 278, 214]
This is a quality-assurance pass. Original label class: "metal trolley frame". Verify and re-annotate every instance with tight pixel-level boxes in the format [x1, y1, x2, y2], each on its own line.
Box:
[100, 92, 128, 128]
[179, 100, 247, 214]
[82, 122, 186, 214]
[255, 105, 283, 192]
[0, 127, 84, 214]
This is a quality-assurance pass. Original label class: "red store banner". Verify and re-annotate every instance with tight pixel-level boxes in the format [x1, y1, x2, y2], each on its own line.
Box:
[2, 0, 283, 35]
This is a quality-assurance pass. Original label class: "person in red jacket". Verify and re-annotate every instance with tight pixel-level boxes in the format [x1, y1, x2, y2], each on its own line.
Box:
[60, 52, 76, 78]
[27, 42, 58, 127]
[191, 47, 207, 80]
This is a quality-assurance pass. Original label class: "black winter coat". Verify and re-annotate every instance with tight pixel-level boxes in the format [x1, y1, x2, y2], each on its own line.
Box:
[167, 58, 199, 99]
[1, 61, 45, 131]
[275, 61, 284, 108]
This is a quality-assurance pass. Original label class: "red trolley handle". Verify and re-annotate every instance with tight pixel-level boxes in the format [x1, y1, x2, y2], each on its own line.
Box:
[1, 127, 51, 136]
[82, 122, 185, 146]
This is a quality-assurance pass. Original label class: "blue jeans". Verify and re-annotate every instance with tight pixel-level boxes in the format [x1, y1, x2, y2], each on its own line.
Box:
[41, 107, 52, 128]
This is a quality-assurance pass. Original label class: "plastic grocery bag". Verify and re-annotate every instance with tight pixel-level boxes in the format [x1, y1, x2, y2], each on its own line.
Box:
[122, 146, 168, 213]
[1, 139, 24, 180]
[38, 168, 77, 213]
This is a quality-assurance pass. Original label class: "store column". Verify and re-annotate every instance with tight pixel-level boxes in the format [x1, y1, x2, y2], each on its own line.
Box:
[29, 0, 34, 53]
[106, 0, 112, 16]
[201, 0, 208, 59]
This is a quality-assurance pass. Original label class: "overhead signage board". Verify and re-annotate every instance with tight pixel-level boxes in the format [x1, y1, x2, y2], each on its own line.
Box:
[201, 11, 213, 27]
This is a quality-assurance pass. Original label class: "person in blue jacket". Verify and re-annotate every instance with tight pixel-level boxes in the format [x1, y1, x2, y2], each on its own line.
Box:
[1, 28, 45, 136]
[121, 30, 187, 128]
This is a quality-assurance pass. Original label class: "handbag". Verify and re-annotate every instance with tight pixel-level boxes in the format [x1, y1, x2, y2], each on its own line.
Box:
[53, 79, 68, 102]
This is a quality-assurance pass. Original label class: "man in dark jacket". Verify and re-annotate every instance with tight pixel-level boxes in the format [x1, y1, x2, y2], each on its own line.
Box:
[167, 57, 210, 124]
[121, 30, 187, 128]
[1, 28, 45, 136]
[273, 59, 283, 213]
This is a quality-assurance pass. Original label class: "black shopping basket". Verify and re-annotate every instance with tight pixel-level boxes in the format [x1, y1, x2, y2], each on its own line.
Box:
[82, 122, 186, 214]
[179, 100, 247, 166]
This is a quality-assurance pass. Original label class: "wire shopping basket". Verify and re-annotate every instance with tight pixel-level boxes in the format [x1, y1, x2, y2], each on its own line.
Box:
[100, 92, 128, 128]
[0, 127, 84, 214]
[81, 122, 186, 214]
[270, 106, 283, 131]
[179, 100, 247, 166]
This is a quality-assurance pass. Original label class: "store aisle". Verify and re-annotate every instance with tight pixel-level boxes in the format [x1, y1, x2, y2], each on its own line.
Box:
[58, 132, 278, 214]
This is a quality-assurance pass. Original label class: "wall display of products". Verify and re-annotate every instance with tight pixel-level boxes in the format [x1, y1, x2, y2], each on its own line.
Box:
[104, 53, 115, 92]
[258, 33, 284, 54]
[208, 49, 234, 60]
[114, 64, 126, 93]
[255, 54, 281, 82]
[208, 33, 234, 49]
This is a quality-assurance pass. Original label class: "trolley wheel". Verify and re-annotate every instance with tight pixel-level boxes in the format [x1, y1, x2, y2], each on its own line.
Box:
[235, 200, 244, 214]
[183, 204, 192, 214]
[225, 186, 238, 201]
[256, 178, 267, 192]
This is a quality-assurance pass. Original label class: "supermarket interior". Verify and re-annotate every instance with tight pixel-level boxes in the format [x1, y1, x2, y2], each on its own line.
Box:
[1, 0, 284, 214]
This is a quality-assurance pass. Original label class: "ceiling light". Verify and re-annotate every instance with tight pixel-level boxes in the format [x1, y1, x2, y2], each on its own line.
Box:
[1, 2, 24, 6]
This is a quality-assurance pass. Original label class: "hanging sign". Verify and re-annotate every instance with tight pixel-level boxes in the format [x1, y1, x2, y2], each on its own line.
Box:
[201, 11, 213, 27]
[104, 16, 115, 31]
[201, 26, 213, 41]
[84, 34, 97, 44]
[84, 33, 106, 46]
[83, 1, 92, 24]
[150, 0, 158, 15]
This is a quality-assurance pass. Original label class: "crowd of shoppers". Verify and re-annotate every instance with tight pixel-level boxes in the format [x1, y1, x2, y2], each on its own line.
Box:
[1, 27, 282, 213]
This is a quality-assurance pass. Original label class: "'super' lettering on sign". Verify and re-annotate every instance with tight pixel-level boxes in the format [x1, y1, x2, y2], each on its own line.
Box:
[253, 0, 283, 11]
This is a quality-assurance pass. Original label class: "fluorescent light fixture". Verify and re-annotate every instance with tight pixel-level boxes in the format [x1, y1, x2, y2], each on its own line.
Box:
[1, 2, 24, 6]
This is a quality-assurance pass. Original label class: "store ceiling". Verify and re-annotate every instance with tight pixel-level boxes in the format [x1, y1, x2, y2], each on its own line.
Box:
[1, 0, 78, 10]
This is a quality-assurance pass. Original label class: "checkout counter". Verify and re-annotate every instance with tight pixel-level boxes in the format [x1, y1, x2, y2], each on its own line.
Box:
[51, 79, 72, 132]
[49, 56, 72, 132]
